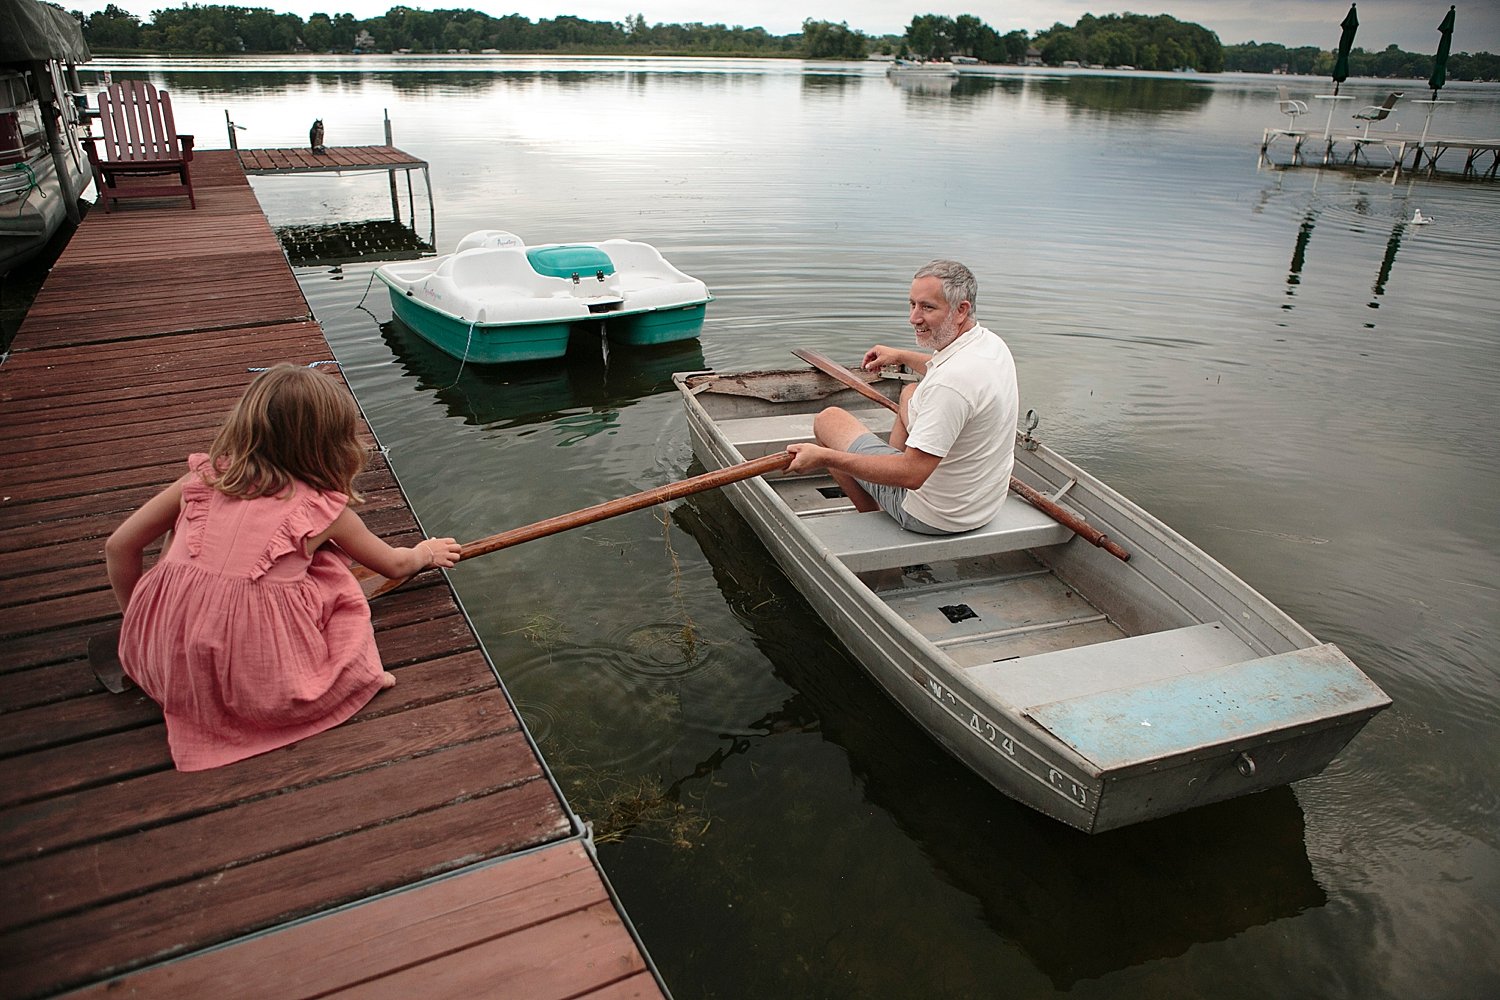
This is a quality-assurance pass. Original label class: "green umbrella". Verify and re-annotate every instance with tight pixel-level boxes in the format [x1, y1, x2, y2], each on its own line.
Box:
[1333, 3, 1359, 95]
[1429, 5, 1456, 97]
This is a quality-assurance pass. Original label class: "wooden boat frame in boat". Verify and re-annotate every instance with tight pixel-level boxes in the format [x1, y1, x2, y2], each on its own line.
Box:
[675, 367, 1390, 833]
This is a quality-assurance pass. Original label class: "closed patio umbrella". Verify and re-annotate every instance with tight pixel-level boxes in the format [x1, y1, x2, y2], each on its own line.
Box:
[1429, 5, 1456, 97]
[1333, 4, 1359, 95]
[1416, 6, 1458, 159]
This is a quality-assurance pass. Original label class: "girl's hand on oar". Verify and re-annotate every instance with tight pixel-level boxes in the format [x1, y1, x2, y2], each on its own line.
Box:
[416, 537, 462, 570]
[352, 537, 459, 598]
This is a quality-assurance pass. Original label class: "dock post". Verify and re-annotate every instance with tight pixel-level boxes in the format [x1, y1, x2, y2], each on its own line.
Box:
[385, 108, 400, 222]
[34, 62, 83, 225]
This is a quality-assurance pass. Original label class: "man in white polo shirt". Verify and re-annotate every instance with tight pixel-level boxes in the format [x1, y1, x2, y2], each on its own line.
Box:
[786, 259, 1018, 534]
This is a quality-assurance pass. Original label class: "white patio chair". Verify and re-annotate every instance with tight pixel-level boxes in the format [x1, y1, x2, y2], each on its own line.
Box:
[1276, 86, 1308, 131]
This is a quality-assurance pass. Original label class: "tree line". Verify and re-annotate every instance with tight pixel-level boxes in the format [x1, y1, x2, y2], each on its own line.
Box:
[1223, 40, 1498, 82]
[76, 5, 1495, 80]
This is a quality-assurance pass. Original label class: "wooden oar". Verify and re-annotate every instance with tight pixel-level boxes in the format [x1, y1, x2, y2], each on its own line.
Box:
[355, 450, 795, 599]
[86, 454, 795, 689]
[791, 347, 1131, 562]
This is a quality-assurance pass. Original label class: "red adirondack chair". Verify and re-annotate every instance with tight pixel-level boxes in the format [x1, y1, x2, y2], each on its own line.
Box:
[85, 80, 196, 212]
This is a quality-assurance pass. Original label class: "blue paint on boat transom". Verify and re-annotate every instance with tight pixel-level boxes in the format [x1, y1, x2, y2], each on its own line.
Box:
[1025, 644, 1390, 771]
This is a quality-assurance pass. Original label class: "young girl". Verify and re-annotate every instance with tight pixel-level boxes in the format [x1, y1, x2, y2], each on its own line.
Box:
[106, 364, 462, 771]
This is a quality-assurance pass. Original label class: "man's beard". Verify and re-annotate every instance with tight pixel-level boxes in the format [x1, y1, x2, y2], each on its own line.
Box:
[915, 311, 961, 351]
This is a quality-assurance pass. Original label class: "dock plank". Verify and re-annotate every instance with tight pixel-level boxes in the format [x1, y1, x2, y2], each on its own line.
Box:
[2, 780, 567, 998]
[64, 842, 662, 1000]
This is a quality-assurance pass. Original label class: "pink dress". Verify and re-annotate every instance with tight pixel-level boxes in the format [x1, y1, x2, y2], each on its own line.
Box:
[119, 454, 387, 771]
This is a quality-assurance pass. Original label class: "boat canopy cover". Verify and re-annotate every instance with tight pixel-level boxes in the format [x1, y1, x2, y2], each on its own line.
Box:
[0, 0, 91, 64]
[526, 244, 615, 279]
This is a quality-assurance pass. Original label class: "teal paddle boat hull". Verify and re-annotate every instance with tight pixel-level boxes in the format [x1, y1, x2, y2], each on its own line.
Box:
[386, 289, 573, 363]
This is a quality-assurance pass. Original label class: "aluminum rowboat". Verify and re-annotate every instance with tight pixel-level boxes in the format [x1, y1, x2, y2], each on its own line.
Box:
[675, 366, 1390, 833]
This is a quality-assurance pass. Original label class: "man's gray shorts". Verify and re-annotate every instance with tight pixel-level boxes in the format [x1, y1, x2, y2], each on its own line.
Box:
[847, 433, 954, 535]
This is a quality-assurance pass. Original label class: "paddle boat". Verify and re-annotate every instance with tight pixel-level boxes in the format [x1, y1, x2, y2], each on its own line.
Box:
[674, 364, 1391, 833]
[376, 230, 712, 364]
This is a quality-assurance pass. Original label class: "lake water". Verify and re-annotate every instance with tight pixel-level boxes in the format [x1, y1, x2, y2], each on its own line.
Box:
[94, 56, 1500, 998]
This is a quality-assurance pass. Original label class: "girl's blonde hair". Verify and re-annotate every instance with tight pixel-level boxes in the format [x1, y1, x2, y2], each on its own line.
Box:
[207, 365, 367, 500]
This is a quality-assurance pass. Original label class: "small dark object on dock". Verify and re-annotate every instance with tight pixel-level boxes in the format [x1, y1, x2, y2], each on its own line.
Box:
[88, 624, 132, 693]
[309, 118, 326, 154]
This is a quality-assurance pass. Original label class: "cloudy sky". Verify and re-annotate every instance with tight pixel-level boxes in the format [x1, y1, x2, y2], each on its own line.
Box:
[68, 2, 1499, 54]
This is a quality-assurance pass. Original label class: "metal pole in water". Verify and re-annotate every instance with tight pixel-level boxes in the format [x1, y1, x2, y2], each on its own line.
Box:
[385, 108, 400, 222]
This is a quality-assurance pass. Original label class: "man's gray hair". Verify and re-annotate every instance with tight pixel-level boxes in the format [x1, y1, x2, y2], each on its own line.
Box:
[913, 259, 977, 315]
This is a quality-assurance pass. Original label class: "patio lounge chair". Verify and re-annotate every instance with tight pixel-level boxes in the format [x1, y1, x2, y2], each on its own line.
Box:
[1276, 86, 1308, 131]
[85, 80, 196, 212]
[1352, 92, 1403, 138]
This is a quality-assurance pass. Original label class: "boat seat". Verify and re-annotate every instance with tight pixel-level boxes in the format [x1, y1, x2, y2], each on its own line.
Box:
[526, 244, 615, 279]
[719, 408, 896, 458]
[806, 502, 1074, 572]
[446, 246, 544, 290]
[967, 622, 1258, 709]
[596, 239, 711, 308]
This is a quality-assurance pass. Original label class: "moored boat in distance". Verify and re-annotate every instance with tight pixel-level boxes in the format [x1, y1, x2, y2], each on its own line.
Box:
[376, 229, 711, 364]
[675, 365, 1391, 833]
[886, 59, 960, 78]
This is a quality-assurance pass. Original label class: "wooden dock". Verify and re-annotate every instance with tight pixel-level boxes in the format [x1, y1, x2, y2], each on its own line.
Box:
[232, 115, 434, 247]
[236, 144, 426, 176]
[0, 150, 666, 999]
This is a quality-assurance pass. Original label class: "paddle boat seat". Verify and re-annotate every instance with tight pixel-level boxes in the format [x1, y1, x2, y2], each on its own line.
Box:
[525, 244, 615, 280]
[592, 239, 710, 308]
[442, 246, 624, 322]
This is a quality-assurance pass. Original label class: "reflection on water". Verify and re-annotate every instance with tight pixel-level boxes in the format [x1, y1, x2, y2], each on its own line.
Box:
[888, 73, 958, 97]
[130, 58, 1500, 1000]
[1370, 220, 1405, 305]
[1286, 208, 1317, 300]
[1034, 74, 1213, 114]
[379, 314, 704, 435]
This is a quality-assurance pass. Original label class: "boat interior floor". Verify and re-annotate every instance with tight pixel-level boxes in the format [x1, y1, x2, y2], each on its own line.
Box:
[843, 532, 1259, 714]
[721, 404, 1266, 712]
